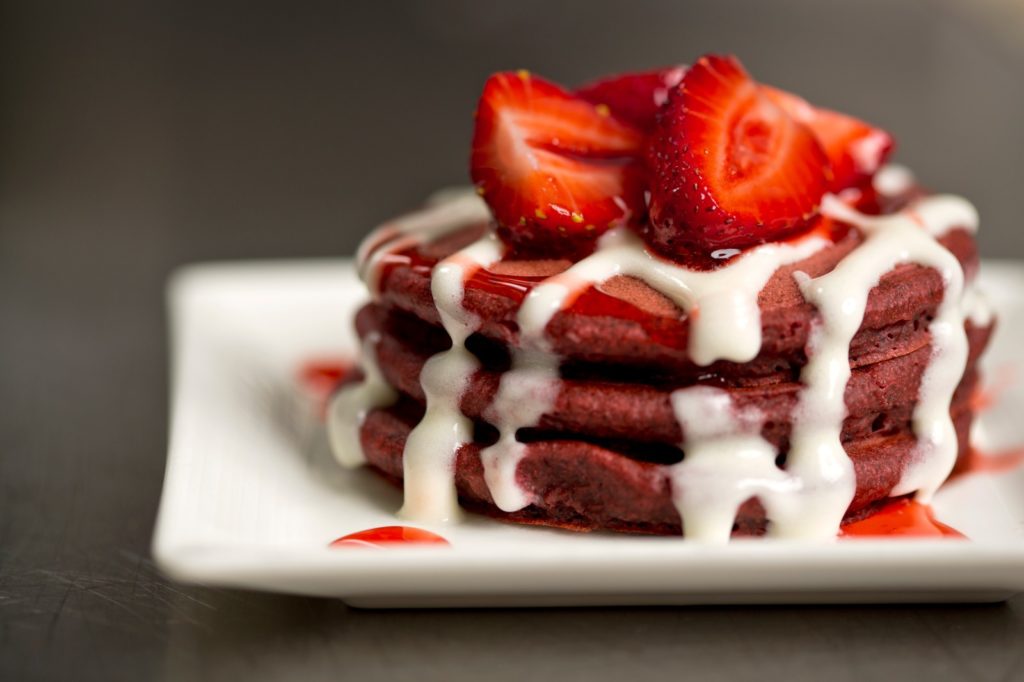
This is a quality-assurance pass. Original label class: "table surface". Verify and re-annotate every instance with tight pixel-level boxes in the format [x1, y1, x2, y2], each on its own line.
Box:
[3, 2, 1024, 680]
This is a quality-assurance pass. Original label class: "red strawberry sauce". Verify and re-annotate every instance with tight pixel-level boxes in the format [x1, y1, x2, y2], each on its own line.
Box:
[840, 499, 964, 539]
[330, 526, 450, 548]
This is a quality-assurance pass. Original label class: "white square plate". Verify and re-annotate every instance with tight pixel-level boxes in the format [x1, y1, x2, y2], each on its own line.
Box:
[153, 259, 1024, 607]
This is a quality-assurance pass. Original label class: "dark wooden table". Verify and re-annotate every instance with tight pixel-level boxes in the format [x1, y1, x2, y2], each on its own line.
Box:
[3, 2, 1024, 680]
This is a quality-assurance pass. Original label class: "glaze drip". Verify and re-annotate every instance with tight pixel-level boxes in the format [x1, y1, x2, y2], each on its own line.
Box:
[479, 348, 560, 512]
[517, 227, 829, 365]
[398, 233, 504, 522]
[812, 194, 971, 503]
[327, 332, 398, 467]
[356, 190, 491, 296]
[670, 386, 793, 543]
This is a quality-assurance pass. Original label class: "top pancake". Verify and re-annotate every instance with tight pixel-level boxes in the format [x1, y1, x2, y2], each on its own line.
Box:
[372, 219, 980, 381]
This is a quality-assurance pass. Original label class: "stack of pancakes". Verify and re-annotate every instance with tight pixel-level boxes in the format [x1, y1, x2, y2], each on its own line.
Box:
[353, 214, 992, 536]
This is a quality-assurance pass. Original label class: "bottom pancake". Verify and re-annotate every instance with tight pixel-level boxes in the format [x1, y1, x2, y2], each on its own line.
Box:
[358, 401, 976, 537]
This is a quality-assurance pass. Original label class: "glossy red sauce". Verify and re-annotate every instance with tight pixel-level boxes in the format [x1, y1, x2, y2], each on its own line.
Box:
[840, 499, 964, 539]
[469, 266, 538, 304]
[329, 526, 450, 548]
[298, 359, 354, 418]
[378, 246, 435, 296]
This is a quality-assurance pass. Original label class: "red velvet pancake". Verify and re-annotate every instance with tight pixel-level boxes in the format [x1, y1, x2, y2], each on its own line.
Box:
[373, 222, 979, 381]
[357, 399, 976, 536]
[357, 301, 991, 450]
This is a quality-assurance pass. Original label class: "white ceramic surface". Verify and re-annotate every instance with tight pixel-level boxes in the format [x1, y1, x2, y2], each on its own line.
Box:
[152, 259, 1024, 607]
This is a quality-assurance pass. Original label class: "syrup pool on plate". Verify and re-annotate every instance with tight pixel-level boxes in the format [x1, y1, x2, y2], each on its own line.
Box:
[840, 499, 965, 539]
[330, 526, 450, 548]
[299, 359, 354, 393]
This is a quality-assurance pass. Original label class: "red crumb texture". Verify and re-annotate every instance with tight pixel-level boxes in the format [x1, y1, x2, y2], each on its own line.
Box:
[375, 223, 979, 377]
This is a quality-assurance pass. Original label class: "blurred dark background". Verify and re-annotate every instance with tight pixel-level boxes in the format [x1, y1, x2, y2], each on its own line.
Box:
[3, 2, 1024, 680]
[3, 1, 1024, 266]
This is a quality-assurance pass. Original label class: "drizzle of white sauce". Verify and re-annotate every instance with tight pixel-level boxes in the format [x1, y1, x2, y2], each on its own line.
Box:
[963, 282, 993, 327]
[874, 164, 990, 328]
[517, 227, 830, 366]
[356, 190, 491, 296]
[473, 225, 828, 514]
[330, 188, 491, 475]
[670, 387, 795, 543]
[327, 332, 398, 467]
[479, 348, 560, 511]
[397, 233, 504, 523]
[666, 190, 978, 541]
[807, 194, 971, 507]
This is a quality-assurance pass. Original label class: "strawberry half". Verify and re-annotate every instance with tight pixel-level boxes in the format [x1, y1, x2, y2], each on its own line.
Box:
[470, 71, 644, 257]
[762, 86, 894, 191]
[645, 54, 830, 258]
[575, 66, 686, 132]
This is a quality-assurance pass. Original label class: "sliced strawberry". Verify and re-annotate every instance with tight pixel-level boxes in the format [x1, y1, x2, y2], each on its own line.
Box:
[762, 85, 894, 191]
[645, 54, 830, 258]
[575, 66, 686, 132]
[470, 71, 644, 257]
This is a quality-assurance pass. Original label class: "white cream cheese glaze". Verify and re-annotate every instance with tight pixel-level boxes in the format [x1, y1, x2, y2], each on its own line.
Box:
[808, 193, 973, 507]
[398, 233, 504, 522]
[670, 386, 794, 543]
[356, 190, 491, 296]
[476, 225, 828, 514]
[668, 187, 977, 542]
[327, 332, 398, 467]
[517, 227, 830, 366]
[963, 283, 993, 328]
[330, 166, 983, 541]
[479, 348, 560, 512]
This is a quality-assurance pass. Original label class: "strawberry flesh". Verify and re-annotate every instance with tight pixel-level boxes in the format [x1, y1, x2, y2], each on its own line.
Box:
[575, 66, 686, 132]
[762, 86, 894, 191]
[470, 71, 644, 257]
[645, 54, 830, 258]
